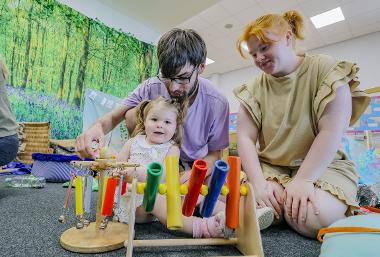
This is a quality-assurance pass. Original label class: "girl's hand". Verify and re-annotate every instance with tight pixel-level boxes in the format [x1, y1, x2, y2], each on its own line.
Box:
[111, 167, 147, 182]
[253, 180, 283, 219]
[111, 167, 135, 182]
[283, 178, 320, 223]
[134, 166, 148, 181]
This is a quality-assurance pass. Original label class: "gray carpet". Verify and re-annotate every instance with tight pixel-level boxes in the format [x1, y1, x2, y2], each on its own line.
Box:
[0, 176, 320, 257]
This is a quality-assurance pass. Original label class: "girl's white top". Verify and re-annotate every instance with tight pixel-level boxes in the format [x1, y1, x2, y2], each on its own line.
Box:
[115, 135, 173, 223]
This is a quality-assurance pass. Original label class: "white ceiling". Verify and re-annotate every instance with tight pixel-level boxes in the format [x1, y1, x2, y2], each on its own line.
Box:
[60, 0, 380, 77]
[95, 0, 220, 35]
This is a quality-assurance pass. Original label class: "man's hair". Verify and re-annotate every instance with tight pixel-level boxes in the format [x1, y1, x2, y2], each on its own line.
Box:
[157, 28, 206, 78]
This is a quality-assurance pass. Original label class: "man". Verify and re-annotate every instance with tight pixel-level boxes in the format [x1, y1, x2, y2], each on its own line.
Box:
[76, 28, 230, 180]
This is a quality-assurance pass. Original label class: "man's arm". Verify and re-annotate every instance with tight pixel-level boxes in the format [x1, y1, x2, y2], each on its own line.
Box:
[125, 107, 137, 135]
[98, 105, 131, 134]
[203, 150, 222, 177]
[76, 105, 132, 158]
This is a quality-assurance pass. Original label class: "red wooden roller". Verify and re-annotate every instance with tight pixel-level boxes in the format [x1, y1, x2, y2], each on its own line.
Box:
[101, 177, 119, 216]
[182, 159, 208, 216]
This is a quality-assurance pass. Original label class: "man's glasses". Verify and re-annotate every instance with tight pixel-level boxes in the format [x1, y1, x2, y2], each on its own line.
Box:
[157, 67, 197, 85]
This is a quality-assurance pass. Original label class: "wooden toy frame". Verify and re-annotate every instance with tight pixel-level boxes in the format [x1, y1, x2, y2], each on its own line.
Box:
[125, 176, 264, 257]
[59, 159, 264, 257]
[60, 160, 138, 253]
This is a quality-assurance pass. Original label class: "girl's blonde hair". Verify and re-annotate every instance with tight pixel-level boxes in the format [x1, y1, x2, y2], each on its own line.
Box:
[0, 55, 9, 81]
[237, 10, 305, 57]
[132, 96, 187, 146]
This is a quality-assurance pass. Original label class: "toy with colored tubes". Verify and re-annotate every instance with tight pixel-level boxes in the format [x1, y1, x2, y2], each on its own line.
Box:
[125, 155, 264, 257]
[58, 152, 264, 257]
[58, 150, 141, 254]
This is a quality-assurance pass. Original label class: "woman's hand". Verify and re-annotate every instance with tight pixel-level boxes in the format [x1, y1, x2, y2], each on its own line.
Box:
[253, 180, 283, 219]
[283, 178, 320, 223]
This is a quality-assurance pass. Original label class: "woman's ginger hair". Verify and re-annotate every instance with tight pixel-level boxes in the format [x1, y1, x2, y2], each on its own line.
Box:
[0, 55, 9, 80]
[132, 96, 187, 146]
[237, 10, 305, 58]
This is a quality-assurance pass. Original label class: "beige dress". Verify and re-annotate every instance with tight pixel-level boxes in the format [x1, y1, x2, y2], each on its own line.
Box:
[233, 54, 371, 215]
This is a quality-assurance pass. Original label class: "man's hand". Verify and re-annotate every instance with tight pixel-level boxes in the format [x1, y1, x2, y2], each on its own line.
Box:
[76, 123, 105, 159]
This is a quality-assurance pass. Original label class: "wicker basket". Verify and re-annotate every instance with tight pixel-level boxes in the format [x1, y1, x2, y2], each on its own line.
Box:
[17, 122, 53, 164]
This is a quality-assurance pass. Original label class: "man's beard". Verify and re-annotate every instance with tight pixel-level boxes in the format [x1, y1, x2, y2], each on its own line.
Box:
[169, 91, 187, 103]
[169, 78, 198, 104]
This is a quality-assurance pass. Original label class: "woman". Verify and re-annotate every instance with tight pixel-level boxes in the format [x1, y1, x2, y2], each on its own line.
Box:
[0, 55, 19, 166]
[234, 10, 370, 238]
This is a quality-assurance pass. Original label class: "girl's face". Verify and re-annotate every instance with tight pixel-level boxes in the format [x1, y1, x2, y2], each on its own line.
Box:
[246, 30, 292, 77]
[144, 103, 177, 145]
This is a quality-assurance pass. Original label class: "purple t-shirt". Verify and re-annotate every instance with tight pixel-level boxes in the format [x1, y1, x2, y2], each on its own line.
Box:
[123, 77, 230, 162]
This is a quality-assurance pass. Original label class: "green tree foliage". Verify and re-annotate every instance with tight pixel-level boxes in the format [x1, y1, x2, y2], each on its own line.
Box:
[0, 0, 157, 105]
[0, 0, 158, 139]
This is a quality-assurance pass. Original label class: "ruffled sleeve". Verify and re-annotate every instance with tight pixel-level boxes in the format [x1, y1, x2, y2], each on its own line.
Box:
[233, 81, 262, 130]
[313, 61, 370, 126]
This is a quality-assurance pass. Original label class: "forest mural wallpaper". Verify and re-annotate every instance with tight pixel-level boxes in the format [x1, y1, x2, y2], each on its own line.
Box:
[0, 0, 158, 139]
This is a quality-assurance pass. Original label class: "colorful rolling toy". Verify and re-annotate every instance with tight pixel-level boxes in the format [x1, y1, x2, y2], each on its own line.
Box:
[182, 159, 208, 216]
[200, 160, 230, 217]
[75, 175, 84, 229]
[83, 175, 93, 226]
[225, 156, 241, 236]
[100, 176, 119, 229]
[165, 155, 183, 230]
[143, 162, 163, 212]
[59, 173, 75, 223]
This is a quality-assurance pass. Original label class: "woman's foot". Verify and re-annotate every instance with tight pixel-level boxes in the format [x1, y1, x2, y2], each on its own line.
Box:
[257, 206, 274, 230]
[193, 211, 225, 238]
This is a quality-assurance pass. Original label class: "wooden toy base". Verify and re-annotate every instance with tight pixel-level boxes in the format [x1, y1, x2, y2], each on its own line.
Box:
[125, 182, 264, 257]
[60, 222, 129, 253]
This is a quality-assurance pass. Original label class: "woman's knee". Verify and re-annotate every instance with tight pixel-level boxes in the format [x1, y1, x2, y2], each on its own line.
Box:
[283, 202, 322, 238]
[0, 134, 19, 166]
[283, 191, 348, 238]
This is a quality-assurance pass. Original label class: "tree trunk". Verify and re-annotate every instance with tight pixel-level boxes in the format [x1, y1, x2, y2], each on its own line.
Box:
[29, 21, 40, 89]
[35, 23, 47, 87]
[138, 43, 154, 82]
[73, 18, 90, 107]
[21, 1, 35, 89]
[66, 64, 74, 103]
[100, 32, 109, 92]
[57, 21, 71, 99]
[10, 0, 21, 87]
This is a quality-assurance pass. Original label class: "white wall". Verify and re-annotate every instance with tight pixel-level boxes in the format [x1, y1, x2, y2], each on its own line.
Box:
[209, 31, 380, 113]
[57, 0, 160, 44]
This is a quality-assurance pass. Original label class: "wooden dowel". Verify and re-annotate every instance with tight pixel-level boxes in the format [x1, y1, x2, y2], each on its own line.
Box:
[95, 172, 104, 229]
[131, 238, 238, 248]
[107, 162, 140, 168]
[71, 161, 139, 169]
